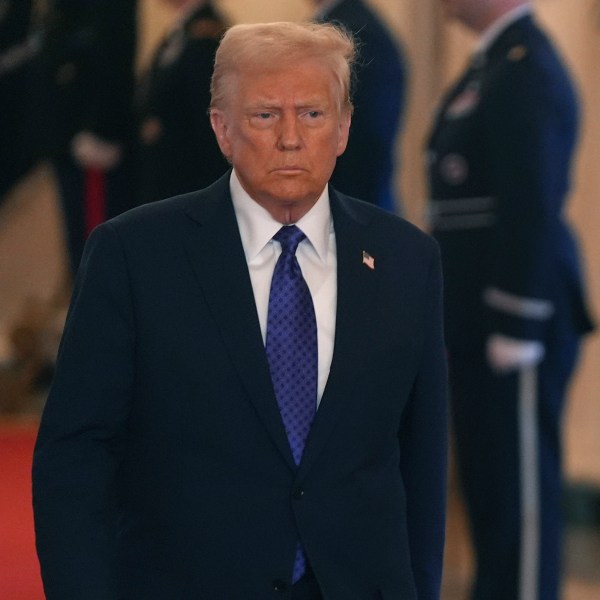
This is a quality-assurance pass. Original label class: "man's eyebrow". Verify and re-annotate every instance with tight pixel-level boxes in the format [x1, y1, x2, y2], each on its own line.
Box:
[246, 97, 329, 108]
[243, 104, 279, 114]
[297, 103, 329, 111]
[245, 98, 280, 108]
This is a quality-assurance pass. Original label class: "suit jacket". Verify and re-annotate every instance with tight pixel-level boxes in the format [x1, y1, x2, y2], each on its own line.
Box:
[33, 172, 447, 599]
[427, 14, 594, 351]
[134, 3, 229, 205]
[317, 0, 406, 212]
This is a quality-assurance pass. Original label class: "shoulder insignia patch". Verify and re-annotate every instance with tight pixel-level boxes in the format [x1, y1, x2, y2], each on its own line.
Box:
[189, 18, 226, 40]
[507, 45, 527, 62]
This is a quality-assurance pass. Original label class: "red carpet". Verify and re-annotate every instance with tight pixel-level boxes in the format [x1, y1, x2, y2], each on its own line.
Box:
[0, 421, 45, 599]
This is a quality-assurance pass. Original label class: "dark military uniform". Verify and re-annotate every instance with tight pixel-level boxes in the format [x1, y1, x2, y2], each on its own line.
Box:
[134, 3, 229, 206]
[316, 0, 406, 212]
[24, 0, 138, 276]
[427, 13, 594, 600]
[0, 0, 36, 200]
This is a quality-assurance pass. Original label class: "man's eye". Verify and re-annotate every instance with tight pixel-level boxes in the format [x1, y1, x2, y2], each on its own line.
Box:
[308, 111, 321, 118]
[249, 112, 276, 128]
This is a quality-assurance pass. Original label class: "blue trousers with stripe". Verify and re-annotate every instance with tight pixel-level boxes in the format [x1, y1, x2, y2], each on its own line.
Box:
[449, 335, 580, 600]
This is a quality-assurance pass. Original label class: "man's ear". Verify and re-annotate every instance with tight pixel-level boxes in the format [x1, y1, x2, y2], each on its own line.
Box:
[336, 110, 352, 157]
[210, 109, 232, 158]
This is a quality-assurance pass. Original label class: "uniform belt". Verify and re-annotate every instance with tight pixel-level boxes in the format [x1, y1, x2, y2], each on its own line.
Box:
[429, 196, 496, 231]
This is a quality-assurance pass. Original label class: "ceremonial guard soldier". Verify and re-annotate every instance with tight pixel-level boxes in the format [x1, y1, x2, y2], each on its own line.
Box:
[311, 0, 407, 213]
[24, 0, 138, 276]
[135, 0, 229, 206]
[427, 1, 595, 599]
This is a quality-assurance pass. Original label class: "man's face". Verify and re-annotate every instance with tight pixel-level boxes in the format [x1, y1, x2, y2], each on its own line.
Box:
[210, 58, 351, 224]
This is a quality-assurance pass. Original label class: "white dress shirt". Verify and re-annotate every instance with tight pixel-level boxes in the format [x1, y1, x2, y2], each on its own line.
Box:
[230, 169, 337, 405]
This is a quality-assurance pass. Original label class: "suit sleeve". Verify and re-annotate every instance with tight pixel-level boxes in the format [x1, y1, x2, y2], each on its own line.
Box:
[32, 222, 135, 599]
[399, 242, 448, 599]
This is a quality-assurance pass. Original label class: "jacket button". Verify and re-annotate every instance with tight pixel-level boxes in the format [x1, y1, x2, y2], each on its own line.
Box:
[273, 579, 288, 592]
[293, 488, 304, 500]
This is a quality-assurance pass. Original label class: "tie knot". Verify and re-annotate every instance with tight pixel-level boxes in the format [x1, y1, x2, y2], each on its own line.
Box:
[274, 225, 306, 255]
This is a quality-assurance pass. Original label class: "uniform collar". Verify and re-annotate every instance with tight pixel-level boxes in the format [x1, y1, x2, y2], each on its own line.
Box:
[474, 4, 531, 56]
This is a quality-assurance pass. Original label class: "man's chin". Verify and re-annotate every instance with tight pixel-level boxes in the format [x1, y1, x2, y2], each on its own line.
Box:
[255, 183, 321, 222]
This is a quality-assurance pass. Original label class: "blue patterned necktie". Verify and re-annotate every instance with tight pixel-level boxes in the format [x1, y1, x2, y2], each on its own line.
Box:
[265, 225, 318, 583]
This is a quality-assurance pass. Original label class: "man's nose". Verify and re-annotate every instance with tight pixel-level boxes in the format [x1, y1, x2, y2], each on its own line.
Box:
[277, 115, 302, 150]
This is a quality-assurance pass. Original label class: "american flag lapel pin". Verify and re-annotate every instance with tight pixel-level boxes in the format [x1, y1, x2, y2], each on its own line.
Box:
[362, 250, 375, 270]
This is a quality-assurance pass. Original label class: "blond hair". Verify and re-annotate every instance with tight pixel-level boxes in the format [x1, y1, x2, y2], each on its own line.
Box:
[210, 21, 356, 114]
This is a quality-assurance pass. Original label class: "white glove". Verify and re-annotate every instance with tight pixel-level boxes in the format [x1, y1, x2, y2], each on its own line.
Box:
[71, 130, 122, 170]
[486, 333, 545, 373]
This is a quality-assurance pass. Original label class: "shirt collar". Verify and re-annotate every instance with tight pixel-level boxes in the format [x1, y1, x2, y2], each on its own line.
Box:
[475, 4, 531, 55]
[230, 169, 332, 263]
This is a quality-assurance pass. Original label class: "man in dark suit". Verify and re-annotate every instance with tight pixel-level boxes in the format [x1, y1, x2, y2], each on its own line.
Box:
[310, 0, 406, 213]
[427, 1, 595, 599]
[33, 21, 447, 600]
[134, 0, 229, 205]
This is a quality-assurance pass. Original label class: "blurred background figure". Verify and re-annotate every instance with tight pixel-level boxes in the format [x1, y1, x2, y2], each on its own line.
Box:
[426, 1, 595, 599]
[309, 0, 406, 213]
[134, 0, 229, 205]
[0, 0, 37, 202]
[24, 0, 138, 279]
[0, 0, 139, 407]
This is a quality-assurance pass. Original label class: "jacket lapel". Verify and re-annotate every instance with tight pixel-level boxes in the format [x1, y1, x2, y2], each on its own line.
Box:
[181, 178, 382, 477]
[297, 189, 380, 480]
[182, 175, 296, 470]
